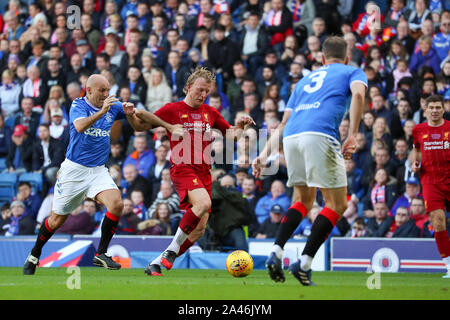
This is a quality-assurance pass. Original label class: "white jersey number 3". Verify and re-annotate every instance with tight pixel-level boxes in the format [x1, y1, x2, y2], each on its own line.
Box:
[304, 71, 327, 93]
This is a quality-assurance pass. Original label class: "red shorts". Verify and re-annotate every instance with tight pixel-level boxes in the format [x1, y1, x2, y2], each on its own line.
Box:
[422, 183, 450, 214]
[170, 165, 212, 211]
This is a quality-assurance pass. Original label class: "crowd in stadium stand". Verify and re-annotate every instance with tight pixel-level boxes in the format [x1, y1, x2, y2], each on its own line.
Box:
[0, 0, 449, 250]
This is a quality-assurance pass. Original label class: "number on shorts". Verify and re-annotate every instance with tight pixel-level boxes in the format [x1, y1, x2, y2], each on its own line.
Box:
[304, 71, 327, 93]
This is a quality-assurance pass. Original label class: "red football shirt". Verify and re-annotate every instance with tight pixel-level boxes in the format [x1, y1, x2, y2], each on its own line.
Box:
[154, 101, 231, 172]
[412, 120, 450, 185]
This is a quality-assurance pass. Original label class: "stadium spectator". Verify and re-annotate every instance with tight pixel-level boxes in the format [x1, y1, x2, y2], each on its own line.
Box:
[365, 201, 390, 235]
[117, 198, 140, 235]
[48, 107, 68, 139]
[55, 202, 96, 235]
[32, 123, 64, 187]
[14, 97, 40, 138]
[0, 203, 12, 236]
[432, 11, 450, 62]
[379, 206, 421, 238]
[203, 174, 249, 251]
[131, 189, 147, 220]
[0, 114, 12, 159]
[6, 124, 33, 173]
[409, 196, 429, 234]
[346, 216, 372, 238]
[409, 35, 441, 75]
[256, 204, 284, 239]
[148, 144, 171, 194]
[0, 69, 21, 119]
[390, 176, 421, 216]
[254, 180, 291, 224]
[4, 200, 35, 236]
[153, 202, 182, 236]
[123, 134, 156, 178]
[146, 181, 180, 220]
[106, 140, 125, 169]
[363, 168, 398, 215]
[145, 68, 172, 113]
[122, 163, 153, 208]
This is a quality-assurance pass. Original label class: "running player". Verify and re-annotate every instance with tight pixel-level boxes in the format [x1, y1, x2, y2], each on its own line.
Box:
[410, 94, 450, 278]
[134, 67, 254, 276]
[252, 36, 367, 285]
[23, 74, 181, 275]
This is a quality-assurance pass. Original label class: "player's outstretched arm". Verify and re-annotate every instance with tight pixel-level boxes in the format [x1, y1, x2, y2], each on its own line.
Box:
[252, 110, 291, 179]
[122, 102, 153, 131]
[73, 95, 118, 133]
[134, 108, 184, 137]
[226, 115, 256, 141]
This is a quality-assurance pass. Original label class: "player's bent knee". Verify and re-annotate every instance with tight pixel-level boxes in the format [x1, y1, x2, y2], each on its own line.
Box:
[194, 199, 212, 215]
[108, 200, 124, 216]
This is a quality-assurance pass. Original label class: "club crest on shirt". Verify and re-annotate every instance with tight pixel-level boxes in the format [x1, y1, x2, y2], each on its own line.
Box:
[193, 178, 198, 185]
[105, 112, 113, 123]
[431, 133, 441, 139]
[204, 113, 208, 121]
[445, 132, 449, 140]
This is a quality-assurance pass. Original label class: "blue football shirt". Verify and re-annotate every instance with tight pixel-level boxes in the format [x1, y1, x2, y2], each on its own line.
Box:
[283, 63, 368, 141]
[65, 97, 126, 167]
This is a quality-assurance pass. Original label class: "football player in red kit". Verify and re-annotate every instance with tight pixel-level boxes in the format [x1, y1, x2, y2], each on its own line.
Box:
[135, 67, 255, 276]
[411, 94, 450, 278]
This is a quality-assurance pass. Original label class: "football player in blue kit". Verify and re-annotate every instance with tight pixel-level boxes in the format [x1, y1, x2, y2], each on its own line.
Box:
[23, 74, 182, 274]
[252, 36, 368, 285]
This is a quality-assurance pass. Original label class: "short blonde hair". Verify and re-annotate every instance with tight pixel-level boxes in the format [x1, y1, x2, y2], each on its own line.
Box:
[183, 67, 216, 94]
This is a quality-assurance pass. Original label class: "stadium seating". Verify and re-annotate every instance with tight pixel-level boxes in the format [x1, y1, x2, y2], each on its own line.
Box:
[0, 173, 17, 203]
[18, 173, 43, 193]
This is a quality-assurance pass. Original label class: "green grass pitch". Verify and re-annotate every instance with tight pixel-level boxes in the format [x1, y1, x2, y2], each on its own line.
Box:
[0, 267, 449, 300]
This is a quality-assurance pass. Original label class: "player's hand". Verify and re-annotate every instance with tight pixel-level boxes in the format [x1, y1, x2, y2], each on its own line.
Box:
[101, 95, 119, 114]
[122, 102, 135, 115]
[168, 124, 185, 140]
[411, 160, 420, 173]
[236, 115, 256, 129]
[252, 157, 264, 179]
[341, 134, 357, 160]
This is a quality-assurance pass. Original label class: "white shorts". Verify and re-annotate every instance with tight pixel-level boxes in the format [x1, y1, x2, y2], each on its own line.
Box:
[52, 159, 118, 215]
[283, 132, 347, 189]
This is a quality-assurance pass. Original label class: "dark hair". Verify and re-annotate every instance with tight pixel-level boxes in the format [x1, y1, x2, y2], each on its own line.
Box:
[18, 181, 31, 189]
[1, 203, 10, 211]
[322, 36, 347, 60]
[38, 123, 50, 130]
[209, 92, 221, 100]
[353, 217, 366, 227]
[97, 52, 110, 63]
[425, 94, 444, 107]
[111, 140, 122, 147]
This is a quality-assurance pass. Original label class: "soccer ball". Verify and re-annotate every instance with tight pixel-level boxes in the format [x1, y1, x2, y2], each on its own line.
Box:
[226, 250, 253, 278]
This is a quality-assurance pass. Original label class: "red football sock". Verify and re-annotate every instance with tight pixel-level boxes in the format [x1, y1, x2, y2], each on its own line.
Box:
[177, 239, 194, 257]
[179, 208, 200, 235]
[434, 230, 450, 258]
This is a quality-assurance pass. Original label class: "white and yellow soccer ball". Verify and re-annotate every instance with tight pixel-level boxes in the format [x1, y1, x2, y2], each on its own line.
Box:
[226, 250, 254, 278]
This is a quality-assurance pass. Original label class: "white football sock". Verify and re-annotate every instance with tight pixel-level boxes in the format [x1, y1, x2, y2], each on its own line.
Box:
[151, 254, 162, 266]
[166, 227, 189, 254]
[443, 256, 450, 273]
[271, 244, 283, 260]
[300, 254, 313, 271]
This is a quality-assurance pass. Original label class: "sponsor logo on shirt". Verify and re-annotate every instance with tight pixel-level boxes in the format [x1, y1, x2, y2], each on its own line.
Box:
[423, 140, 450, 150]
[83, 127, 111, 137]
[294, 101, 321, 112]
